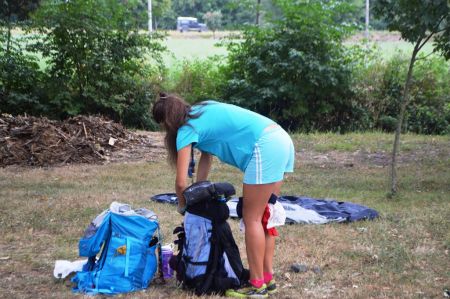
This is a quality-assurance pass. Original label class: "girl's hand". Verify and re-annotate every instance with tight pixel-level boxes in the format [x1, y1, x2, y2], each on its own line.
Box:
[176, 205, 186, 216]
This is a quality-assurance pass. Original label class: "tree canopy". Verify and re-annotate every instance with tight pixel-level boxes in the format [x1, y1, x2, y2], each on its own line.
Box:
[1, 0, 378, 30]
[0, 0, 40, 22]
[373, 0, 450, 58]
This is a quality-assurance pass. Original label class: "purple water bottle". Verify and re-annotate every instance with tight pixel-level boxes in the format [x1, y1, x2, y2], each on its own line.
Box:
[161, 244, 173, 279]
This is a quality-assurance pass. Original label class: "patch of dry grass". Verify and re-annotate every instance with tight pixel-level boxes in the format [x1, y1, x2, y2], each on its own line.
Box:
[0, 133, 449, 298]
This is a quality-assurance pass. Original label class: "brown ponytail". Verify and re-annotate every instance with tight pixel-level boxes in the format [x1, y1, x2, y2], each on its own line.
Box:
[152, 93, 194, 166]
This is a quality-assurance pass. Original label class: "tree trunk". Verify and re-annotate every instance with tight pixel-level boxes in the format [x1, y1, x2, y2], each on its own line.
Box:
[256, 0, 261, 25]
[5, 14, 12, 100]
[365, 0, 370, 39]
[390, 41, 420, 195]
[148, 0, 152, 33]
[6, 19, 12, 55]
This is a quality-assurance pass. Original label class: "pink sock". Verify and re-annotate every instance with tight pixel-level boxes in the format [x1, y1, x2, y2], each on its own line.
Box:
[263, 272, 273, 283]
[250, 278, 265, 288]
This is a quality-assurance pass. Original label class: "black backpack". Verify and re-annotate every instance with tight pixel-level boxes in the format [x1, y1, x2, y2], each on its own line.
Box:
[169, 181, 250, 295]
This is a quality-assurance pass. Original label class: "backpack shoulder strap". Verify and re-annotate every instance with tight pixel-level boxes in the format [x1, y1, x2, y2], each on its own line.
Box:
[172, 224, 187, 285]
[217, 221, 249, 283]
[195, 220, 221, 295]
[188, 147, 195, 182]
[156, 224, 165, 283]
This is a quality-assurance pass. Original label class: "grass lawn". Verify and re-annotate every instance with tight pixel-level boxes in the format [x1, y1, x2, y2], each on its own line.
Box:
[375, 41, 434, 58]
[0, 132, 449, 298]
[162, 36, 228, 66]
[11, 30, 438, 69]
[162, 32, 436, 66]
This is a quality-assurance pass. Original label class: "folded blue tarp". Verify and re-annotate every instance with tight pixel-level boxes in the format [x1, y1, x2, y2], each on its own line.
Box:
[150, 193, 178, 204]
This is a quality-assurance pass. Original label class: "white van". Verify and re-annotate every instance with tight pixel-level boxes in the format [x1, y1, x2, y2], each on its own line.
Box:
[176, 17, 207, 32]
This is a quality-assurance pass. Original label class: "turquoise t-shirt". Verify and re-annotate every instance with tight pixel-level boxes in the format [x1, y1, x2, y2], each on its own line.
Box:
[176, 101, 274, 172]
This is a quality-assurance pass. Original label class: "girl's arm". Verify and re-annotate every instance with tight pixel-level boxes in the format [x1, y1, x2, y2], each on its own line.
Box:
[175, 144, 191, 214]
[197, 151, 212, 182]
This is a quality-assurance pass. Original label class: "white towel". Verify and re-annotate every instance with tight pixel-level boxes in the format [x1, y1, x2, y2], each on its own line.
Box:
[53, 259, 87, 279]
[267, 202, 286, 229]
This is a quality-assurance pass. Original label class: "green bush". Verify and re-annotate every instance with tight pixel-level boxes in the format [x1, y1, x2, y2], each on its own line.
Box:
[405, 56, 450, 134]
[0, 23, 46, 116]
[221, 0, 357, 132]
[350, 47, 404, 130]
[0, 51, 46, 115]
[164, 56, 226, 104]
[30, 0, 166, 129]
[378, 115, 397, 132]
[351, 51, 450, 135]
[122, 67, 163, 130]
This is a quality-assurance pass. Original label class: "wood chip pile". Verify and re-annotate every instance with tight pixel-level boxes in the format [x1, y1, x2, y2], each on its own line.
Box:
[0, 114, 143, 167]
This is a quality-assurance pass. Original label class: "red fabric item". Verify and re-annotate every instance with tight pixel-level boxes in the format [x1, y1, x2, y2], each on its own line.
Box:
[262, 205, 278, 236]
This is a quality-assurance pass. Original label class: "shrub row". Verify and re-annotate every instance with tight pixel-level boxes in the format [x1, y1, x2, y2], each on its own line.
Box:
[2, 36, 448, 135]
[350, 49, 450, 134]
[164, 49, 449, 135]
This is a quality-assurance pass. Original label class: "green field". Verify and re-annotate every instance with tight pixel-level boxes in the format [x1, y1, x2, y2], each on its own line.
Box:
[11, 30, 438, 68]
[163, 34, 435, 65]
[162, 35, 228, 65]
[0, 132, 449, 298]
[375, 41, 434, 57]
[161, 30, 437, 65]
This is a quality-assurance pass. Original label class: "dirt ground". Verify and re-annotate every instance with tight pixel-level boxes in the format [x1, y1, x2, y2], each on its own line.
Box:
[107, 131, 167, 164]
[346, 31, 402, 42]
[109, 131, 448, 169]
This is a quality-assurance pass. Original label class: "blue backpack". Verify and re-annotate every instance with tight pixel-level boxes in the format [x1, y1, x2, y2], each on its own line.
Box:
[72, 202, 161, 295]
[170, 181, 249, 295]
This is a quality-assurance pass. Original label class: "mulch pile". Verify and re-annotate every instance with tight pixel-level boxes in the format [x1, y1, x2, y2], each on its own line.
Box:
[0, 114, 146, 167]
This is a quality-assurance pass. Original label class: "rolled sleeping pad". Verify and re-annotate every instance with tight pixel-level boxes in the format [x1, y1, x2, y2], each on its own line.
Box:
[183, 181, 236, 206]
[183, 181, 216, 206]
[213, 182, 236, 198]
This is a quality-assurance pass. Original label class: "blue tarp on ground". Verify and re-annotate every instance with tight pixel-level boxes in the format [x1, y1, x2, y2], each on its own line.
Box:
[278, 196, 379, 222]
[150, 193, 379, 224]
